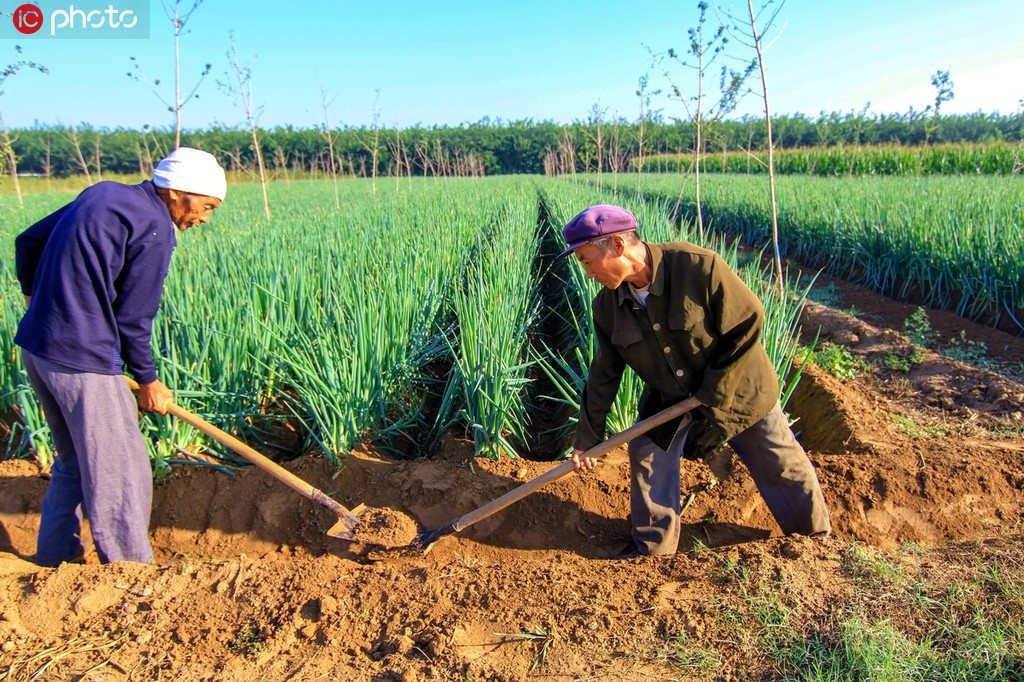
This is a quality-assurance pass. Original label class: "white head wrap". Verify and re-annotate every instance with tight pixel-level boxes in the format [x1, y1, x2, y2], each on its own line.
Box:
[152, 147, 227, 201]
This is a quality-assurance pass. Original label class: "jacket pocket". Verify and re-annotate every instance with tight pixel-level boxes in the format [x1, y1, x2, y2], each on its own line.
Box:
[669, 300, 711, 357]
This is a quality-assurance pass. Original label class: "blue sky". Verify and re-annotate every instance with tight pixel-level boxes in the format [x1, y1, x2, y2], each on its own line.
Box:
[2, 0, 1022, 130]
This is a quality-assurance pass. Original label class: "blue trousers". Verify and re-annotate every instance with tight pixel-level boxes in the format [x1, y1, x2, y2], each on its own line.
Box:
[23, 351, 154, 565]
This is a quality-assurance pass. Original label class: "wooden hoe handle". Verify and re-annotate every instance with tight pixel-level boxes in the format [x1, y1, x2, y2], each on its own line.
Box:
[122, 376, 359, 527]
[450, 396, 702, 534]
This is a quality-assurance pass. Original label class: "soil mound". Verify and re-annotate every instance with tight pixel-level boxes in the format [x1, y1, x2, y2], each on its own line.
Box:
[350, 507, 418, 547]
[786, 363, 890, 453]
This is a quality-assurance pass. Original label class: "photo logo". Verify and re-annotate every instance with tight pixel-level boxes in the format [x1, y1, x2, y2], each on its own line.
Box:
[4, 1, 149, 38]
[12, 3, 43, 34]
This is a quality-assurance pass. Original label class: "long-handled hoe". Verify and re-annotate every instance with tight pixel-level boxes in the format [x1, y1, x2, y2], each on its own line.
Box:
[405, 396, 701, 554]
[123, 377, 365, 540]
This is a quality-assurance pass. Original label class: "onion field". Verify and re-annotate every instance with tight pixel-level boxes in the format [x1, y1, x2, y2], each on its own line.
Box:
[632, 141, 1024, 176]
[624, 173, 1024, 330]
[1, 177, 812, 467]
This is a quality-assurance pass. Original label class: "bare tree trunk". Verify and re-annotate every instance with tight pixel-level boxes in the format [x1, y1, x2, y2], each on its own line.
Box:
[93, 137, 103, 180]
[273, 145, 290, 182]
[318, 88, 340, 208]
[224, 34, 270, 218]
[43, 136, 52, 189]
[563, 129, 577, 183]
[405, 140, 412, 188]
[694, 44, 705, 239]
[66, 125, 93, 183]
[609, 124, 621, 192]
[135, 139, 146, 175]
[173, 2, 182, 148]
[0, 118, 23, 207]
[636, 116, 645, 193]
[748, 0, 784, 296]
[390, 129, 402, 191]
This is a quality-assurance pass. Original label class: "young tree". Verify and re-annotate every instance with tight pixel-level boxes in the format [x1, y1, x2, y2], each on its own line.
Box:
[128, 0, 212, 148]
[923, 69, 954, 145]
[634, 74, 662, 193]
[654, 1, 754, 236]
[319, 87, 341, 209]
[221, 31, 271, 220]
[586, 102, 608, 189]
[64, 123, 93, 183]
[1, 45, 48, 207]
[720, 0, 787, 295]
[360, 89, 382, 197]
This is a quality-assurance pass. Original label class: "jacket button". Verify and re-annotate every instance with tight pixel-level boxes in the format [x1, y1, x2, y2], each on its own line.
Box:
[652, 323, 661, 331]
[675, 369, 684, 377]
[663, 346, 671, 354]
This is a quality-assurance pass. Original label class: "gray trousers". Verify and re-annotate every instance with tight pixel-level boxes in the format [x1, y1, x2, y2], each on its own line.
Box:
[629, 403, 831, 555]
[23, 351, 154, 565]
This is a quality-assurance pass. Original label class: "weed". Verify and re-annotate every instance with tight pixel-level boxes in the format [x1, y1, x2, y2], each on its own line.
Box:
[900, 541, 929, 555]
[983, 564, 1024, 613]
[227, 624, 265, 657]
[495, 625, 555, 672]
[893, 413, 947, 439]
[841, 544, 906, 585]
[690, 537, 710, 552]
[711, 555, 751, 587]
[882, 348, 927, 372]
[657, 631, 720, 674]
[810, 342, 866, 379]
[883, 351, 911, 372]
[903, 307, 938, 347]
[943, 330, 990, 367]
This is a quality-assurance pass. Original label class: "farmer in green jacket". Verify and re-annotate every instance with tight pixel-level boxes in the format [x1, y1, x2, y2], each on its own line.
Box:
[562, 204, 831, 557]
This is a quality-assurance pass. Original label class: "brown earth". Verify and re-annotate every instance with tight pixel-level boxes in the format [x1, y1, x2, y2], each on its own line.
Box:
[1, 294, 1023, 680]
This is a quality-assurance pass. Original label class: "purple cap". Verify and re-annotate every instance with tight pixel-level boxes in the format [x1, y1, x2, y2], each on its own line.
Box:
[558, 204, 638, 258]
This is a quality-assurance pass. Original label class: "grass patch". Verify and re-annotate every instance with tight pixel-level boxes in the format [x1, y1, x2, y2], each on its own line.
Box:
[893, 413, 948, 440]
[771, 546, 1024, 681]
[841, 544, 907, 585]
[656, 631, 721, 675]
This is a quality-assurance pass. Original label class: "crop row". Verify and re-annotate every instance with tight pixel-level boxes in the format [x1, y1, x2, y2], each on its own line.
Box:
[632, 142, 1024, 177]
[620, 173, 1024, 330]
[1, 177, 809, 468]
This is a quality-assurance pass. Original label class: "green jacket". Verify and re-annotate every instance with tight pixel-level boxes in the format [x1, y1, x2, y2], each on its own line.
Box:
[574, 241, 779, 455]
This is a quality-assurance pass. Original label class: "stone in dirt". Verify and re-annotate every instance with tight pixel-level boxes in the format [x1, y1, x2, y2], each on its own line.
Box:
[350, 507, 418, 547]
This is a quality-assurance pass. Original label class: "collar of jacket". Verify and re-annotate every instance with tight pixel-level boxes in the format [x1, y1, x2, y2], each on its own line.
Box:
[614, 241, 665, 307]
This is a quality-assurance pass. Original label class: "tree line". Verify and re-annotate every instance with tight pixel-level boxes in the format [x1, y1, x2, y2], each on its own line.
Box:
[5, 110, 1023, 179]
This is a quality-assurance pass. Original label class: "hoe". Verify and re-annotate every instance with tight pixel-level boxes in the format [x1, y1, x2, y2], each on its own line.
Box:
[124, 377, 364, 540]
[406, 396, 701, 554]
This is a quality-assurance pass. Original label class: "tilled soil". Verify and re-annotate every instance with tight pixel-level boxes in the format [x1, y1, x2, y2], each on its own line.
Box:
[1, 301, 1023, 680]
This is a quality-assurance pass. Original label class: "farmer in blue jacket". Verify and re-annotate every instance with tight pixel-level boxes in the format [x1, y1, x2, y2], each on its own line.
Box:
[14, 147, 226, 565]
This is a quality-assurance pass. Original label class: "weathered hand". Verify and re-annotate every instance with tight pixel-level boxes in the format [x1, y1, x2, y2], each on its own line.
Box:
[571, 448, 597, 472]
[137, 379, 174, 415]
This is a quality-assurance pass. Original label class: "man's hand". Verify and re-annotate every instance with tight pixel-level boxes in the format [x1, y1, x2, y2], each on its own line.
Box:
[571, 448, 598, 472]
[24, 295, 30, 307]
[137, 379, 173, 415]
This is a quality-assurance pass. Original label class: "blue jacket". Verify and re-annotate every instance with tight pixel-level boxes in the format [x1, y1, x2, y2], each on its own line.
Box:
[15, 180, 176, 384]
